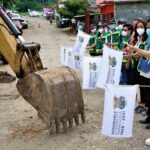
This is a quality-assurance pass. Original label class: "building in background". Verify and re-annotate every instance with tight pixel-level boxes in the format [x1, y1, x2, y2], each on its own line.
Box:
[96, 0, 114, 24]
[114, 0, 150, 22]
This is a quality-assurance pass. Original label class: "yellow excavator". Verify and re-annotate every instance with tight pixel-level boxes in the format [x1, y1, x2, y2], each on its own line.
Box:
[0, 7, 85, 134]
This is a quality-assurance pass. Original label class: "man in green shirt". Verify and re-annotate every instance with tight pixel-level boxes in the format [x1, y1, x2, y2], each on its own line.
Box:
[119, 24, 133, 85]
[105, 22, 121, 50]
[86, 25, 97, 56]
[94, 23, 109, 55]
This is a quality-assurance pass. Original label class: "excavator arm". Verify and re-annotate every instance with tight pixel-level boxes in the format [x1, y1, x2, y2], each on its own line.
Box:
[0, 7, 43, 77]
[0, 7, 85, 134]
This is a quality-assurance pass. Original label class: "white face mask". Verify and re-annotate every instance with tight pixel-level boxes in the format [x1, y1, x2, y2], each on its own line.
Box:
[105, 28, 108, 32]
[122, 31, 127, 36]
[137, 28, 145, 35]
[99, 28, 104, 33]
[91, 28, 96, 33]
[117, 24, 123, 30]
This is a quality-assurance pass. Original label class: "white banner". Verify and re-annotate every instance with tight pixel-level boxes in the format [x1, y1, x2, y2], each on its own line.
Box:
[82, 56, 103, 89]
[97, 45, 123, 89]
[102, 85, 137, 138]
[60, 47, 74, 68]
[72, 30, 90, 69]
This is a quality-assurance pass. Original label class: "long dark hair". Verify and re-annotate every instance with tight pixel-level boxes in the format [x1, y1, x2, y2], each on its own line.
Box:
[134, 20, 147, 43]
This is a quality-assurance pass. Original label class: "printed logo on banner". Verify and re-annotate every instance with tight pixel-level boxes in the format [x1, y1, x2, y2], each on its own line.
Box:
[75, 36, 84, 53]
[82, 56, 102, 89]
[109, 56, 117, 67]
[106, 56, 117, 84]
[102, 85, 137, 138]
[60, 47, 73, 68]
[113, 95, 126, 110]
[89, 62, 97, 88]
[73, 31, 90, 69]
[96, 46, 123, 89]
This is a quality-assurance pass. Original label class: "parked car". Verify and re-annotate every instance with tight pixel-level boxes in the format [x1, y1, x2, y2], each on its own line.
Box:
[28, 11, 40, 17]
[46, 12, 55, 20]
[11, 13, 21, 20]
[6, 9, 12, 14]
[56, 17, 70, 28]
[12, 20, 23, 33]
[12, 18, 28, 29]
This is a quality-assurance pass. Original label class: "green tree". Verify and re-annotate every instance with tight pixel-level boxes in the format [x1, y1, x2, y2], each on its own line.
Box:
[57, 0, 88, 18]
[3, 0, 57, 12]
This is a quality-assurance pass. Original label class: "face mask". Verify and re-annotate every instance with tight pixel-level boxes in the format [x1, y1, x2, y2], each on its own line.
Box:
[109, 24, 115, 30]
[137, 28, 145, 35]
[99, 28, 104, 33]
[122, 31, 127, 36]
[105, 28, 108, 32]
[117, 24, 123, 30]
[146, 29, 150, 36]
[91, 28, 96, 33]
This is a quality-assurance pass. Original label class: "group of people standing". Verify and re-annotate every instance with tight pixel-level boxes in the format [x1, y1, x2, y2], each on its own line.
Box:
[86, 18, 150, 130]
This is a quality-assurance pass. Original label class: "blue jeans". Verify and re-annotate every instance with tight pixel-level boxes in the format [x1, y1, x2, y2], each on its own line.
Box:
[120, 64, 131, 85]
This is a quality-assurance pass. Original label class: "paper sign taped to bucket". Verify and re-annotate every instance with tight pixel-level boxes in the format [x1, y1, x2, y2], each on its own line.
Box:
[101, 85, 137, 138]
[60, 47, 74, 68]
[72, 30, 90, 69]
[97, 45, 123, 88]
[82, 56, 102, 89]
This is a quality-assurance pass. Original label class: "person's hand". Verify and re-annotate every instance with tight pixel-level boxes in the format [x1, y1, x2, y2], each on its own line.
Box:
[105, 42, 111, 47]
[127, 44, 138, 53]
[134, 53, 140, 59]
[86, 45, 90, 49]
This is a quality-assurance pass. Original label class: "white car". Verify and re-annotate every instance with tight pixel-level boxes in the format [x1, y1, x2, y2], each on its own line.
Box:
[28, 11, 40, 17]
[11, 13, 21, 20]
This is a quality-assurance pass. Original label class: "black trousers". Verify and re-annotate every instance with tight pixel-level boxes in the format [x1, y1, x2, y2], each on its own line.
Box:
[139, 76, 150, 117]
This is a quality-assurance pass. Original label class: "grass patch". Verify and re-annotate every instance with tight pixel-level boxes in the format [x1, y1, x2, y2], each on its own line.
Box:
[20, 12, 28, 16]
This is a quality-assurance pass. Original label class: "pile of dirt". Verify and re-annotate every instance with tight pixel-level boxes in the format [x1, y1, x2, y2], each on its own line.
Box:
[0, 71, 16, 83]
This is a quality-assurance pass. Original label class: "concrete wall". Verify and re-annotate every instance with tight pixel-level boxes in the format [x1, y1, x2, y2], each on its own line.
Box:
[114, 2, 150, 23]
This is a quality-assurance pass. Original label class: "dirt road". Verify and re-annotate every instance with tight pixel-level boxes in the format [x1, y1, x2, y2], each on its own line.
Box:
[0, 17, 150, 150]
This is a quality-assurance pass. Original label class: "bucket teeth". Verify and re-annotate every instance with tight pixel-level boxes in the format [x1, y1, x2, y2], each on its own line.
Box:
[69, 118, 73, 128]
[55, 119, 60, 133]
[62, 119, 67, 133]
[74, 115, 79, 126]
[49, 120, 55, 135]
[81, 111, 85, 123]
[17, 67, 85, 134]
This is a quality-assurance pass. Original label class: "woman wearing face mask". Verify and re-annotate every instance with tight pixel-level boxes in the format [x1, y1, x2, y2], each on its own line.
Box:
[128, 19, 150, 129]
[131, 20, 148, 115]
[86, 25, 97, 56]
[119, 24, 133, 85]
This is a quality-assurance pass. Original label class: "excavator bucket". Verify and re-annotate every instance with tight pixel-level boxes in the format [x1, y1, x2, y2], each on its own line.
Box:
[17, 67, 85, 134]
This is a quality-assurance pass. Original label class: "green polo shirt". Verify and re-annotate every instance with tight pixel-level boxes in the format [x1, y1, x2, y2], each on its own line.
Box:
[89, 33, 96, 46]
[119, 35, 131, 51]
[95, 32, 108, 52]
[107, 30, 121, 49]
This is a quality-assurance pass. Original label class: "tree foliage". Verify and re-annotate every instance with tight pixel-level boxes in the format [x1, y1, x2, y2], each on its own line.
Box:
[3, 0, 57, 12]
[57, 0, 88, 18]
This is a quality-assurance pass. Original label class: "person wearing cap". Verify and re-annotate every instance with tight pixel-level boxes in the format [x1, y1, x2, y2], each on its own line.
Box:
[86, 25, 97, 56]
[94, 23, 109, 55]
[116, 18, 127, 31]
[105, 23, 121, 50]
